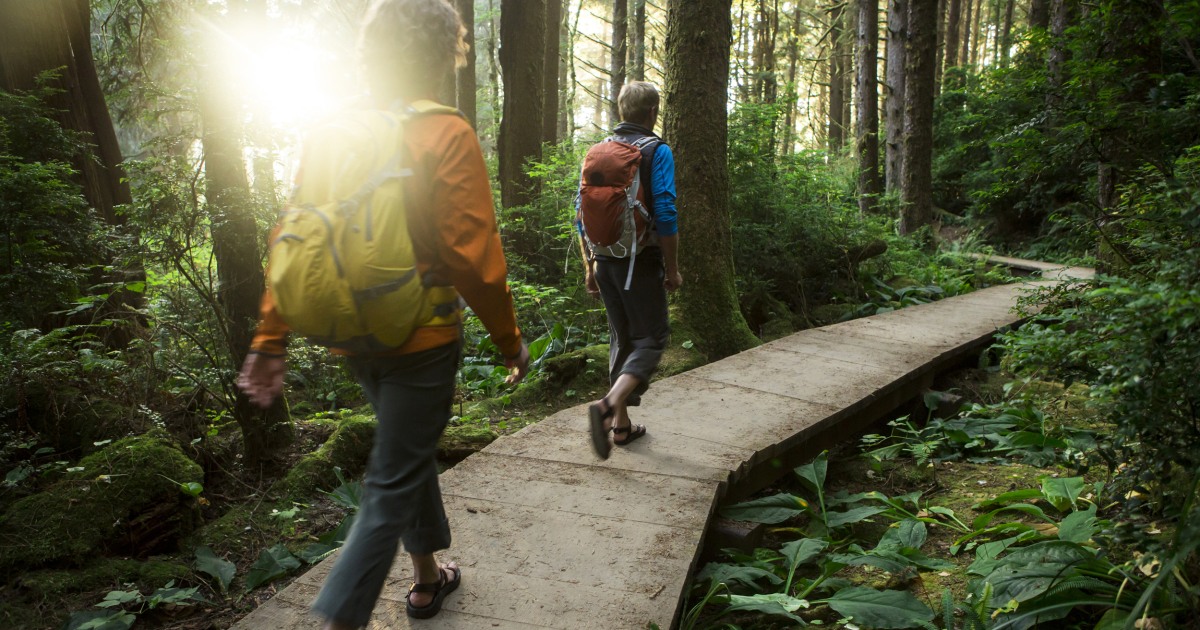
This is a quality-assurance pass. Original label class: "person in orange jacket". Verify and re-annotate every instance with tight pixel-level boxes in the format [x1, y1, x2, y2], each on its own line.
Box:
[237, 0, 529, 626]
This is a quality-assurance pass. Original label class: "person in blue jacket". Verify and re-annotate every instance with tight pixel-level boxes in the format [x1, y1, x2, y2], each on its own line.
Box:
[577, 81, 682, 459]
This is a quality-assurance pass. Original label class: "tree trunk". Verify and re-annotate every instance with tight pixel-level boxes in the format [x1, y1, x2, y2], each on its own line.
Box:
[857, 0, 882, 212]
[664, 0, 759, 360]
[199, 65, 292, 466]
[488, 0, 501, 134]
[630, 0, 647, 80]
[899, 0, 938, 235]
[498, 0, 546, 209]
[885, 0, 907, 191]
[934, 0, 946, 94]
[959, 0, 973, 69]
[1000, 0, 1015, 67]
[1047, 0, 1075, 98]
[0, 0, 143, 344]
[543, 0, 561, 145]
[828, 1, 846, 151]
[970, 0, 983, 66]
[610, 0, 628, 123]
[1029, 0, 1049, 30]
[558, 3, 572, 140]
[944, 0, 962, 72]
[781, 3, 803, 154]
[456, 0, 477, 127]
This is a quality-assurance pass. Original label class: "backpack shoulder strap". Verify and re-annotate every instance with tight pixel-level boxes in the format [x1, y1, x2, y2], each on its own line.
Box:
[407, 99, 465, 119]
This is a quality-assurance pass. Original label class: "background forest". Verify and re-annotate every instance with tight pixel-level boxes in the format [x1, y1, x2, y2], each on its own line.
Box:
[1, 0, 1198, 628]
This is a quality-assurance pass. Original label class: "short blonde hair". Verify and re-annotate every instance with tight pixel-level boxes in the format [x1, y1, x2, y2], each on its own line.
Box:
[618, 81, 660, 125]
[358, 0, 469, 99]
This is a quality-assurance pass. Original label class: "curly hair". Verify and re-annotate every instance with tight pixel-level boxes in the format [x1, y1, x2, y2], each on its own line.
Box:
[358, 0, 469, 100]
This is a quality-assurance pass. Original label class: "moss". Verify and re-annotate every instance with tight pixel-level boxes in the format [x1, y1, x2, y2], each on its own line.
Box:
[185, 503, 277, 554]
[0, 434, 202, 571]
[439, 424, 499, 461]
[282, 413, 376, 500]
[19, 557, 191, 598]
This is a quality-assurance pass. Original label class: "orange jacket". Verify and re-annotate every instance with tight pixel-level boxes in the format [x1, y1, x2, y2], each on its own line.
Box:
[249, 110, 522, 359]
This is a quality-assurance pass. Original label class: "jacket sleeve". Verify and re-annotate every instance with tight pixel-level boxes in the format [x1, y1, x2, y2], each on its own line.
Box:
[650, 143, 678, 236]
[432, 120, 523, 358]
[249, 224, 290, 357]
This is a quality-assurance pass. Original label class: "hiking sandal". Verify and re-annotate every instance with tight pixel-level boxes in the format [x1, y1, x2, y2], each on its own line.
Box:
[612, 423, 647, 446]
[406, 564, 461, 619]
[589, 399, 615, 459]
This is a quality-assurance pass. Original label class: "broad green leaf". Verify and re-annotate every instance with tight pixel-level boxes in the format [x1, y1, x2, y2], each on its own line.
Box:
[720, 493, 807, 524]
[1093, 608, 1130, 630]
[319, 513, 356, 545]
[695, 563, 783, 591]
[244, 544, 302, 591]
[1057, 504, 1099, 543]
[826, 505, 887, 528]
[794, 451, 828, 494]
[1005, 431, 1069, 449]
[528, 335, 552, 363]
[967, 533, 1035, 576]
[179, 481, 204, 497]
[830, 552, 910, 574]
[896, 519, 927, 550]
[825, 587, 935, 628]
[67, 611, 135, 630]
[1040, 476, 1086, 512]
[985, 541, 1098, 604]
[724, 593, 809, 623]
[194, 546, 235, 592]
[781, 538, 828, 570]
[974, 489, 1044, 510]
[972, 503, 1054, 530]
[297, 542, 338, 565]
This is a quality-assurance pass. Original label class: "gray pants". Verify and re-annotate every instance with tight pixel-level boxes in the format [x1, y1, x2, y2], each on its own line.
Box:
[594, 248, 670, 406]
[311, 342, 459, 627]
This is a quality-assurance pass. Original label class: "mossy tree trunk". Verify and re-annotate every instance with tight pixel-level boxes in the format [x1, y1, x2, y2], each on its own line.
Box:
[899, 0, 938, 235]
[543, 0, 561, 145]
[663, 0, 759, 361]
[498, 0, 545, 209]
[455, 0, 477, 127]
[884, 0, 907, 191]
[856, 0, 883, 213]
[610, 0, 628, 123]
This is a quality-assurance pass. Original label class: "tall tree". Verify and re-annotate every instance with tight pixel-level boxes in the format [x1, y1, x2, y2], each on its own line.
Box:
[558, 1, 572, 140]
[610, 0, 628, 123]
[664, 0, 759, 360]
[630, 0, 647, 80]
[828, 0, 848, 151]
[198, 10, 293, 465]
[0, 0, 143, 343]
[944, 0, 962, 72]
[959, 0, 974, 69]
[885, 0, 908, 190]
[857, 0, 882, 212]
[969, 0, 983, 66]
[498, 0, 546, 209]
[934, 0, 947, 92]
[1029, 0, 1050, 30]
[899, 0, 938, 235]
[781, 3, 804, 154]
[1000, 0, 1015, 67]
[456, 0, 477, 127]
[543, 0, 561, 145]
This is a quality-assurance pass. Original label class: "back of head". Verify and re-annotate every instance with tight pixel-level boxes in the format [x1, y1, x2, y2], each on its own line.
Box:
[618, 81, 660, 128]
[358, 0, 468, 102]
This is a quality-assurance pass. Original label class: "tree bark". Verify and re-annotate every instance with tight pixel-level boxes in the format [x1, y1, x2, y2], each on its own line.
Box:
[944, 0, 962, 72]
[498, 0, 546, 209]
[664, 0, 759, 360]
[828, 0, 847, 151]
[885, 0, 907, 191]
[456, 0, 477, 127]
[630, 0, 647, 80]
[1029, 0, 1050, 30]
[899, 0, 938, 235]
[959, 0, 973, 69]
[558, 2, 572, 140]
[970, 0, 983, 66]
[1000, 0, 1015, 67]
[934, 0, 947, 94]
[857, 0, 883, 212]
[488, 0, 501, 134]
[199, 62, 292, 466]
[543, 0, 561, 145]
[781, 3, 803, 154]
[1047, 0, 1076, 97]
[0, 0, 143, 344]
[610, 0, 628, 123]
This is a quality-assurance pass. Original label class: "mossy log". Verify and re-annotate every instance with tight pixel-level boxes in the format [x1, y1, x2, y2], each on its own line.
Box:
[0, 434, 203, 570]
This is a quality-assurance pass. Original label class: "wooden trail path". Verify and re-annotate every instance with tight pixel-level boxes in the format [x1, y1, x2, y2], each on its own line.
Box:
[234, 257, 1093, 630]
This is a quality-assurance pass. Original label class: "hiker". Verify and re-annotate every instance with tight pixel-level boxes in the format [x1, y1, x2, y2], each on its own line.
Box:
[578, 81, 682, 460]
[236, 0, 529, 627]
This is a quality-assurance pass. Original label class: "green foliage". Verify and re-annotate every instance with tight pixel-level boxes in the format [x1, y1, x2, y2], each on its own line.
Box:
[64, 580, 207, 630]
[0, 78, 122, 328]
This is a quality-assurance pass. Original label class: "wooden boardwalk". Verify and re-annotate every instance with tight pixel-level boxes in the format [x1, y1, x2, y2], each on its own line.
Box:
[233, 258, 1092, 630]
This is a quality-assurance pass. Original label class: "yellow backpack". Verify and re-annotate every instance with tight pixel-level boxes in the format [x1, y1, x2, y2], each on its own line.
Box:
[267, 101, 462, 353]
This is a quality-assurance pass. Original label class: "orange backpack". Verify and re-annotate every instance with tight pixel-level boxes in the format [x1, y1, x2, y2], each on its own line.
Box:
[577, 135, 659, 288]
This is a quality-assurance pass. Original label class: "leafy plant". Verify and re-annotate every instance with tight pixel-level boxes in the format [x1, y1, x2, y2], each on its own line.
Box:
[64, 581, 207, 630]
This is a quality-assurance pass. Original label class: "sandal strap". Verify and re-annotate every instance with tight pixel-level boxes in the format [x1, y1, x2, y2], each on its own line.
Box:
[409, 570, 448, 594]
[612, 424, 642, 434]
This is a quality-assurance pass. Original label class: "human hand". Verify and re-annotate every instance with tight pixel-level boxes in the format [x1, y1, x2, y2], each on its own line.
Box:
[585, 272, 600, 299]
[505, 342, 530, 385]
[237, 352, 286, 408]
[665, 269, 683, 292]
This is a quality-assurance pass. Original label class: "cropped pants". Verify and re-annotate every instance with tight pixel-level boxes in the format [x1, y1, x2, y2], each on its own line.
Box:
[594, 247, 670, 405]
[311, 341, 459, 627]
